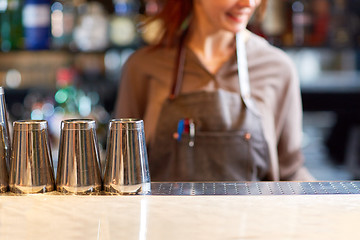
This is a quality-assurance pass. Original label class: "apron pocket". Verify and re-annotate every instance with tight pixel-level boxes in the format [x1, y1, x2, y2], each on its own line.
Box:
[176, 130, 259, 181]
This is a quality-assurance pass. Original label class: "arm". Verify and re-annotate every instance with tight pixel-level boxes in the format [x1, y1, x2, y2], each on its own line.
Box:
[276, 58, 315, 181]
[114, 52, 148, 119]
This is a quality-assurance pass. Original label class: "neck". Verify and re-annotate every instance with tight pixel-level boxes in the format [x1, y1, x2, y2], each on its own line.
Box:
[185, 19, 250, 74]
[186, 24, 236, 60]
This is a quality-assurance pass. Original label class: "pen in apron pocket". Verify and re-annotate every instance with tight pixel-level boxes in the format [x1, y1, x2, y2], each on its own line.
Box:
[187, 119, 195, 147]
[173, 118, 195, 147]
[173, 119, 185, 141]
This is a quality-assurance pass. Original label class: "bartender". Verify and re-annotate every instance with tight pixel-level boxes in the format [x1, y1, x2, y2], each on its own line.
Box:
[114, 0, 314, 182]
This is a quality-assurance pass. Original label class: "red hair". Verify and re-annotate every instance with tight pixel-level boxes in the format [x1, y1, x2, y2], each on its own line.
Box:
[150, 0, 267, 48]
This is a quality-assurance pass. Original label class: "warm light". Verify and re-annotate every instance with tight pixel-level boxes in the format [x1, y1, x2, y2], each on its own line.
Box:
[5, 69, 22, 88]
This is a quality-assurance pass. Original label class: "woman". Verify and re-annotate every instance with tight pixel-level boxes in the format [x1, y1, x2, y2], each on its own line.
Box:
[115, 0, 314, 181]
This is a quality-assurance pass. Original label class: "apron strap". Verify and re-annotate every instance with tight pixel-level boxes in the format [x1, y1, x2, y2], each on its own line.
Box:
[236, 32, 259, 114]
[235, 32, 250, 104]
[169, 32, 187, 99]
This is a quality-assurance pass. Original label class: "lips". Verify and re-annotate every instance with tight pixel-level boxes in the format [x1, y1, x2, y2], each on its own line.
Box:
[226, 7, 252, 23]
[226, 12, 247, 23]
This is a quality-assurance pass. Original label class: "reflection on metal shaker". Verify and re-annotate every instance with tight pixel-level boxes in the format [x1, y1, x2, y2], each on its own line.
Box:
[56, 119, 102, 194]
[103, 119, 151, 195]
[0, 87, 10, 193]
[9, 120, 55, 194]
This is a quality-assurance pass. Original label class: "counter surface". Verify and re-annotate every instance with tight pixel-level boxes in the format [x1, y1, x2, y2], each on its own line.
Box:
[1, 183, 360, 240]
[1, 194, 360, 240]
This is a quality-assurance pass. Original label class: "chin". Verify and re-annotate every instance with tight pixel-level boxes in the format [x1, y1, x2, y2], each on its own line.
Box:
[224, 26, 247, 34]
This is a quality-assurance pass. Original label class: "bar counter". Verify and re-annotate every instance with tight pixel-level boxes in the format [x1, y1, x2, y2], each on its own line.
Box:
[1, 181, 360, 240]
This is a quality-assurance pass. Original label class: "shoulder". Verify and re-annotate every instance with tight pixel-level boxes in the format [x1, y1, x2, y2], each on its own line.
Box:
[247, 33, 300, 110]
[123, 45, 177, 72]
[120, 45, 177, 90]
[247, 33, 296, 76]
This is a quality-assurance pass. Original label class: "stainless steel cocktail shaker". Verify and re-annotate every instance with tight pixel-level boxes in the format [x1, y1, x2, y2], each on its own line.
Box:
[0, 87, 10, 193]
[9, 120, 55, 193]
[103, 119, 151, 195]
[56, 119, 102, 194]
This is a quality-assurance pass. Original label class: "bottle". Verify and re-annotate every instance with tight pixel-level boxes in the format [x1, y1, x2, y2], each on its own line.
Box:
[309, 0, 330, 46]
[348, 0, 360, 49]
[291, 0, 312, 46]
[0, 0, 10, 51]
[73, 1, 109, 52]
[329, 0, 351, 48]
[22, 0, 51, 50]
[0, 0, 23, 52]
[50, 0, 76, 49]
[261, 0, 286, 46]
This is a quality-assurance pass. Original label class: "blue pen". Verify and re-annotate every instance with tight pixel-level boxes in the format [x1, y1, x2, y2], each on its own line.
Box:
[176, 119, 185, 141]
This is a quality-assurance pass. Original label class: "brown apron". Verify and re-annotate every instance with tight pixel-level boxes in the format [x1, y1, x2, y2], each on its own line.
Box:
[149, 32, 270, 181]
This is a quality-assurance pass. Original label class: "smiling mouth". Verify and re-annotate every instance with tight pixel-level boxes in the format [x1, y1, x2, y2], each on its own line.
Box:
[226, 12, 247, 23]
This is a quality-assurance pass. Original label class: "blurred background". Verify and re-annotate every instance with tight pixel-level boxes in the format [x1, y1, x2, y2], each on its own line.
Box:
[0, 0, 359, 180]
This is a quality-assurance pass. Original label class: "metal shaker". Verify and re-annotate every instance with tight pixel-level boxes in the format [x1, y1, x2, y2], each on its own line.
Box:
[56, 119, 102, 194]
[9, 120, 55, 194]
[104, 119, 151, 195]
[0, 87, 10, 193]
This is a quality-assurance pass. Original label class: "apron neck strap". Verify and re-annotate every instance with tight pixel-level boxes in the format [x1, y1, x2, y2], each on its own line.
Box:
[236, 32, 251, 106]
[170, 31, 253, 107]
[169, 32, 187, 99]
